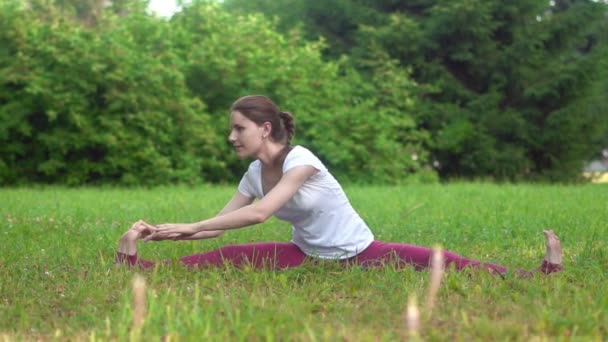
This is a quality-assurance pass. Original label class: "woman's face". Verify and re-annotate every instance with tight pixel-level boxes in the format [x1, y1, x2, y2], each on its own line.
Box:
[228, 111, 266, 158]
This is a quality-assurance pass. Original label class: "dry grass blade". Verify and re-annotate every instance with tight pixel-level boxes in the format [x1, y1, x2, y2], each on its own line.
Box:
[406, 295, 420, 338]
[426, 245, 445, 312]
[132, 274, 147, 331]
[403, 203, 426, 217]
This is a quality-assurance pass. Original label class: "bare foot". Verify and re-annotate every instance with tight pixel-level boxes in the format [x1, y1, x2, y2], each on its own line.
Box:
[117, 230, 139, 255]
[117, 221, 149, 255]
[516, 230, 563, 277]
[543, 229, 562, 265]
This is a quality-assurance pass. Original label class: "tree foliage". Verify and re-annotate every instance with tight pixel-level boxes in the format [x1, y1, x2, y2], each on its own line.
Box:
[161, 1, 432, 183]
[0, 0, 429, 185]
[223, 0, 608, 181]
[0, 0, 213, 185]
[1, 0, 606, 185]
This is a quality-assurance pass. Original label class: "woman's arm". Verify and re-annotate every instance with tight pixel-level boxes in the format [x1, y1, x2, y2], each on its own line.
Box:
[145, 165, 317, 239]
[171, 191, 254, 240]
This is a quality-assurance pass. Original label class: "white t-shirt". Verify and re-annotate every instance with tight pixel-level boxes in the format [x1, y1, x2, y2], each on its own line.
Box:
[237, 146, 374, 259]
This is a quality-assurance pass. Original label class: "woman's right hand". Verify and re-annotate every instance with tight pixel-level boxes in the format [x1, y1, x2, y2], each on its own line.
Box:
[128, 220, 152, 239]
[136, 220, 184, 241]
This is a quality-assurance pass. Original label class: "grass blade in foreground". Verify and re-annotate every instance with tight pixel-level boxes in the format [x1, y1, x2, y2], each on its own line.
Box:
[0, 184, 606, 340]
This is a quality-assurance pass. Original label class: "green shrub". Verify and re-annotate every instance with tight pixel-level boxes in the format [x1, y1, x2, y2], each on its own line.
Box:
[172, 1, 431, 183]
[0, 0, 431, 185]
[0, 0, 216, 185]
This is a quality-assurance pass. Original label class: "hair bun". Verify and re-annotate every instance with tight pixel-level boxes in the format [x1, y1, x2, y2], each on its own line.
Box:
[279, 111, 295, 144]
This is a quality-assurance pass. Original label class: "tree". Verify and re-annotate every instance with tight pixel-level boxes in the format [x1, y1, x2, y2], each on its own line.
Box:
[0, 0, 215, 185]
[222, 0, 608, 181]
[171, 1, 432, 183]
[0, 0, 431, 185]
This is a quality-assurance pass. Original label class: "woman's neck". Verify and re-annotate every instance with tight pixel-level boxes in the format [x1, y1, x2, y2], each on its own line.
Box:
[258, 143, 291, 169]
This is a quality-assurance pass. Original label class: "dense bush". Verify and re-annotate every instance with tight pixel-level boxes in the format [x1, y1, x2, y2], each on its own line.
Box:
[0, 1, 219, 185]
[3, 0, 605, 185]
[224, 0, 608, 182]
[0, 0, 430, 185]
[170, 2, 432, 183]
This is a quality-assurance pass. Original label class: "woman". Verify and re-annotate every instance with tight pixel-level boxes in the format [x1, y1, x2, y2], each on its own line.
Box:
[116, 95, 563, 276]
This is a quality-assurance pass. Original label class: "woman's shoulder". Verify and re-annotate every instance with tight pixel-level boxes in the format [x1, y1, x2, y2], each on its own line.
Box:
[246, 159, 262, 174]
[286, 145, 316, 162]
[284, 145, 327, 172]
[288, 145, 316, 158]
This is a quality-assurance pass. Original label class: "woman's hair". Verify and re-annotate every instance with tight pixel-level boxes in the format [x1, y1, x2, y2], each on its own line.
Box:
[230, 95, 295, 145]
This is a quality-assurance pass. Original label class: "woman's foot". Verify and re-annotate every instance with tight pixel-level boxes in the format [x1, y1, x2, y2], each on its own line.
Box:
[116, 221, 154, 268]
[542, 229, 562, 265]
[117, 229, 140, 256]
[117, 221, 150, 255]
[516, 230, 563, 277]
[540, 229, 563, 274]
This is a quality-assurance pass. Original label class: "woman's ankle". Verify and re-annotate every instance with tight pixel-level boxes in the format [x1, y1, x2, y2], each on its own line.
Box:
[116, 252, 138, 266]
[540, 259, 563, 274]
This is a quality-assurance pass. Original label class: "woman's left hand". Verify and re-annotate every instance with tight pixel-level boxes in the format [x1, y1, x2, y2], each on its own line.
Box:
[142, 223, 199, 241]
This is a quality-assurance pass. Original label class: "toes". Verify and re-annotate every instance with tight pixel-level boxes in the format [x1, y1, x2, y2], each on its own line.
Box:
[543, 230, 559, 240]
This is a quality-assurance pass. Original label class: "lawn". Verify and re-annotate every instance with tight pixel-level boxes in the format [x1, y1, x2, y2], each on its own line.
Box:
[1, 184, 607, 340]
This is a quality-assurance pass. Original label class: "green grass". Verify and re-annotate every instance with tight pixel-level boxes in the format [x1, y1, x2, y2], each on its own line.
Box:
[1, 184, 607, 340]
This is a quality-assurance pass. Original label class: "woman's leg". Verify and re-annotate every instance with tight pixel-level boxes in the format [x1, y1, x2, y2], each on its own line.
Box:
[349, 241, 507, 274]
[349, 230, 563, 276]
[179, 242, 307, 269]
[116, 224, 307, 270]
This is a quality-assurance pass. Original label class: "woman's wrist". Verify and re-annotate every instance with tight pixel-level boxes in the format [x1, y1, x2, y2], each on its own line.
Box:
[174, 230, 223, 241]
[190, 221, 207, 233]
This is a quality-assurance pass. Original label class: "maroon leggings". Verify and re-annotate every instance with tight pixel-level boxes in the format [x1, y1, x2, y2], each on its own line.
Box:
[116, 240, 561, 275]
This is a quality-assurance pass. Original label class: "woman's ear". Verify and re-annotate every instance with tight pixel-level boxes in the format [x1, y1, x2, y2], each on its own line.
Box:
[262, 121, 272, 138]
